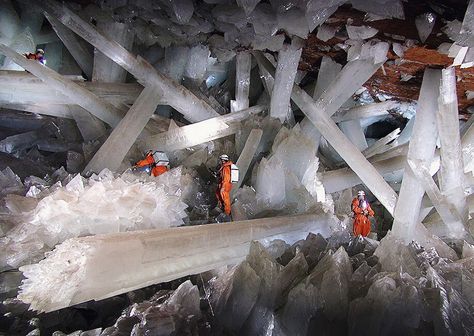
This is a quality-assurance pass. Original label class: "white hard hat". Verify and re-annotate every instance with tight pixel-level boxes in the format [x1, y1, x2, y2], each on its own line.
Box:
[36, 48, 44, 54]
[357, 190, 365, 196]
[219, 154, 229, 161]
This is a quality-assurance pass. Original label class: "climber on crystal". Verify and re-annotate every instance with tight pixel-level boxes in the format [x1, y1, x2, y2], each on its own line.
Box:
[133, 150, 169, 177]
[351, 190, 375, 237]
[215, 154, 237, 216]
[24, 49, 46, 65]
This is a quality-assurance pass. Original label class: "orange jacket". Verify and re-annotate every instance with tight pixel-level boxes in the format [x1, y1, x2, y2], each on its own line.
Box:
[152, 165, 169, 177]
[218, 161, 233, 187]
[351, 198, 374, 217]
[135, 153, 154, 168]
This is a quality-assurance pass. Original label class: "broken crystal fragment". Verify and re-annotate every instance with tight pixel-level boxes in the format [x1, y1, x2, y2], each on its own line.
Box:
[317, 24, 337, 42]
[346, 25, 378, 40]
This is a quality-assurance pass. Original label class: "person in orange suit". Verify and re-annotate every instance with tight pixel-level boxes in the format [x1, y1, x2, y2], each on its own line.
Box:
[351, 190, 375, 237]
[215, 154, 233, 215]
[134, 150, 169, 177]
[24, 49, 46, 65]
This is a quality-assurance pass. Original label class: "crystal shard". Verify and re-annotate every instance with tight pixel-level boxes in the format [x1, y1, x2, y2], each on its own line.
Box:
[415, 12, 436, 43]
[346, 25, 378, 40]
[231, 51, 251, 112]
[233, 128, 263, 191]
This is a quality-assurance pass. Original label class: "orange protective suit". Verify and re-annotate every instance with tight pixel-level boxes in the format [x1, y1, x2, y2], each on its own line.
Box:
[135, 153, 169, 177]
[352, 197, 375, 237]
[216, 161, 233, 215]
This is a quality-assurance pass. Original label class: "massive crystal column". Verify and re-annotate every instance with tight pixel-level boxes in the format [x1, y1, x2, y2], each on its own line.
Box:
[254, 52, 398, 214]
[391, 69, 441, 242]
[231, 51, 251, 112]
[38, 0, 219, 122]
[299, 58, 379, 149]
[437, 67, 468, 221]
[92, 21, 134, 83]
[270, 38, 302, 122]
[0, 44, 122, 126]
[463, 121, 474, 174]
[84, 86, 161, 174]
[45, 13, 93, 78]
[0, 71, 143, 106]
[332, 101, 397, 123]
[233, 128, 263, 191]
[18, 212, 335, 312]
[142, 105, 266, 152]
[406, 159, 466, 238]
[301, 56, 342, 148]
[321, 155, 406, 193]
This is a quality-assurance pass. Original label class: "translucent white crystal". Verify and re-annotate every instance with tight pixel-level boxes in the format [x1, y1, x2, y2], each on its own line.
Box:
[92, 21, 134, 83]
[84, 86, 162, 175]
[392, 42, 406, 58]
[270, 39, 303, 122]
[45, 13, 93, 78]
[415, 12, 436, 43]
[1, 28, 35, 71]
[233, 129, 263, 191]
[277, 8, 309, 39]
[1, 167, 196, 270]
[346, 25, 378, 40]
[391, 69, 442, 243]
[332, 101, 397, 123]
[231, 51, 251, 112]
[362, 128, 400, 158]
[339, 120, 368, 151]
[169, 0, 194, 24]
[359, 40, 390, 64]
[305, 5, 340, 33]
[350, 0, 405, 20]
[143, 105, 265, 152]
[255, 52, 398, 214]
[18, 212, 336, 312]
[437, 67, 468, 222]
[317, 24, 337, 42]
[184, 44, 209, 80]
[41, 1, 220, 122]
[236, 0, 260, 15]
[0, 43, 123, 127]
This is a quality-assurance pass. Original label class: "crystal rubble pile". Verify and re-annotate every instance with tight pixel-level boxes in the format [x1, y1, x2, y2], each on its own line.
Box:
[0, 167, 200, 271]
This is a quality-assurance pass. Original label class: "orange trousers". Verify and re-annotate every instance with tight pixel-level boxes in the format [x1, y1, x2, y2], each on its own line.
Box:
[216, 182, 232, 215]
[353, 214, 371, 237]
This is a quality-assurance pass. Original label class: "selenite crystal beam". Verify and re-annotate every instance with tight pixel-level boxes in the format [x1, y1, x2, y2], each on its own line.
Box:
[313, 56, 342, 100]
[437, 67, 468, 221]
[233, 128, 263, 191]
[38, 0, 219, 122]
[92, 21, 134, 83]
[362, 128, 401, 159]
[143, 105, 266, 152]
[254, 51, 398, 215]
[321, 155, 406, 193]
[18, 212, 335, 313]
[84, 86, 162, 174]
[332, 101, 397, 123]
[391, 69, 441, 242]
[299, 58, 380, 148]
[0, 71, 143, 106]
[270, 39, 302, 122]
[463, 121, 474, 174]
[1, 103, 73, 119]
[407, 159, 466, 237]
[45, 13, 93, 79]
[231, 51, 251, 112]
[0, 44, 122, 126]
